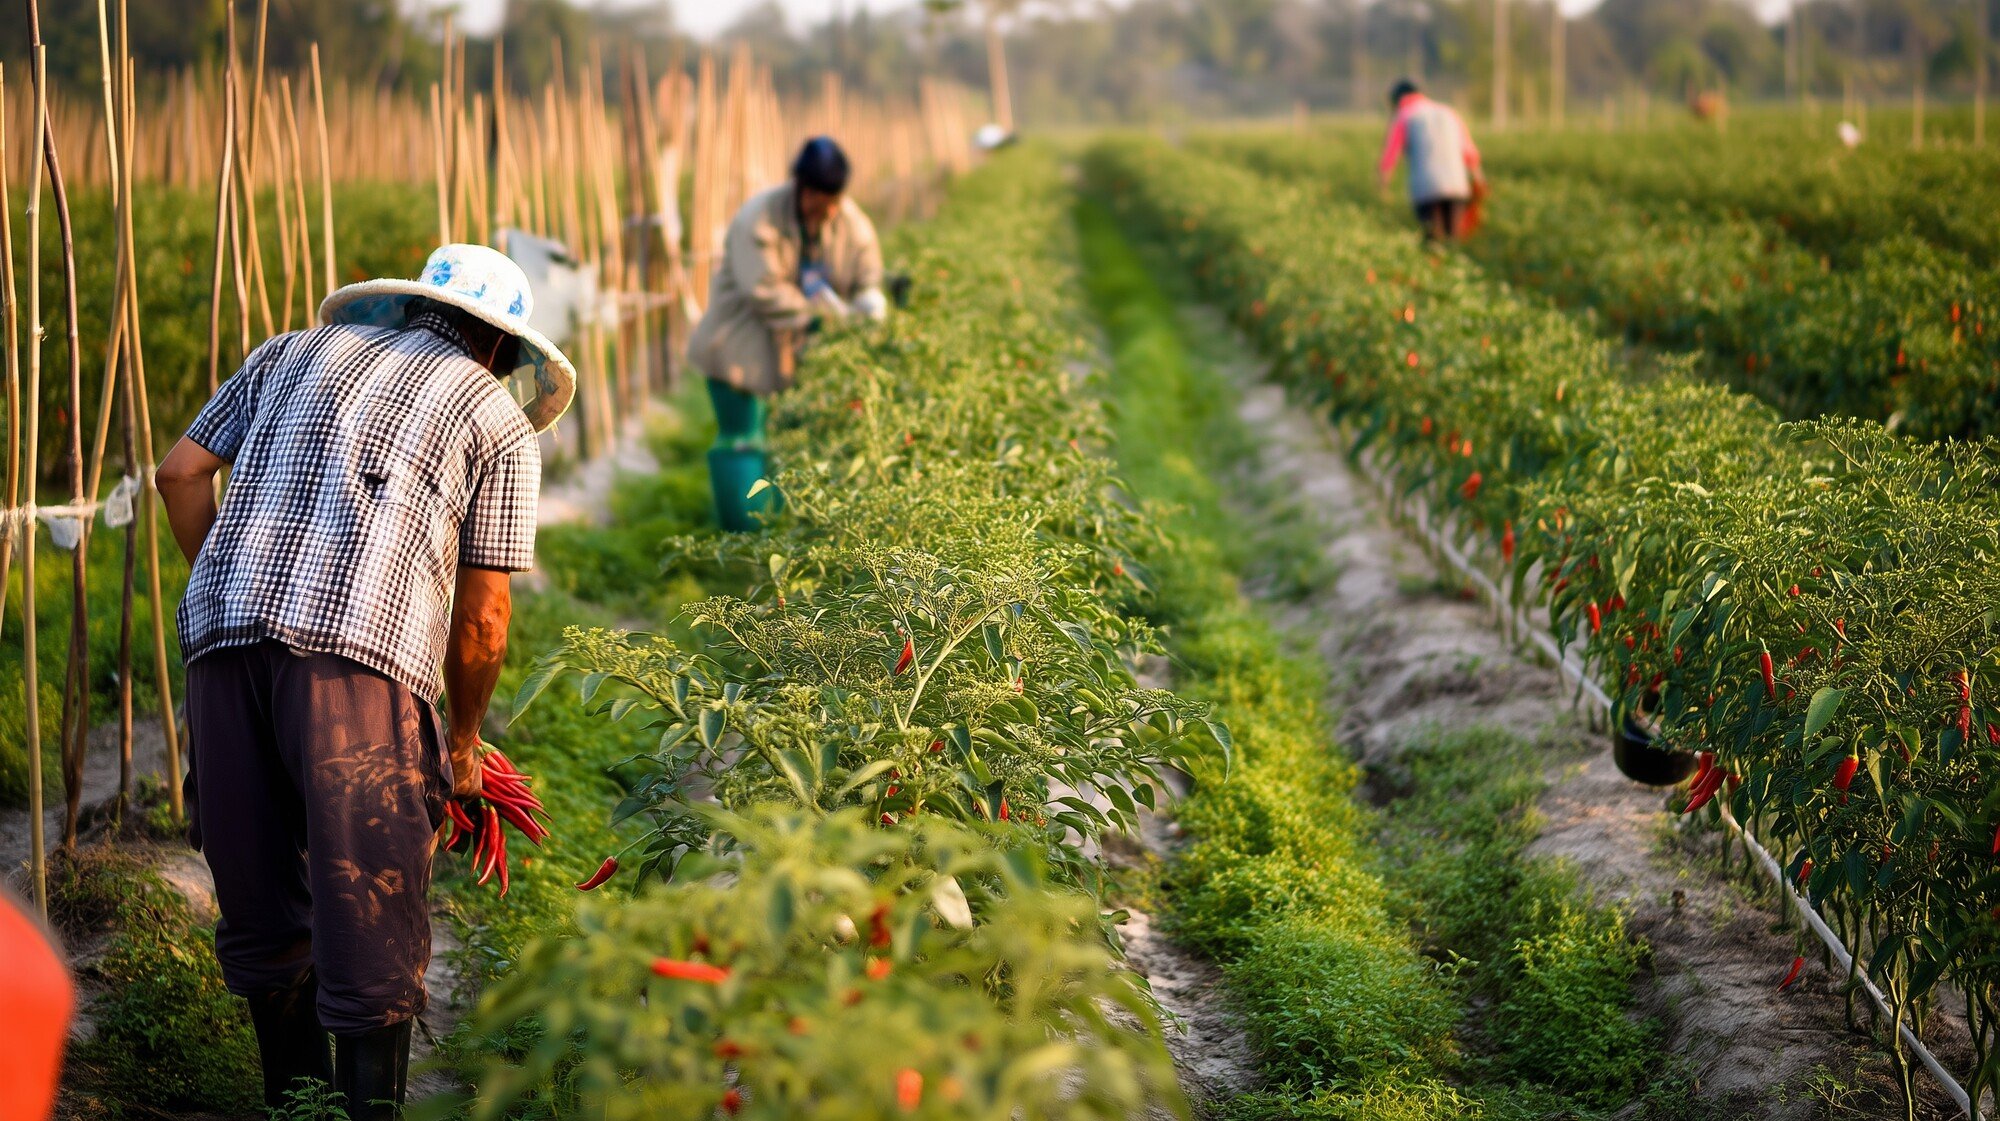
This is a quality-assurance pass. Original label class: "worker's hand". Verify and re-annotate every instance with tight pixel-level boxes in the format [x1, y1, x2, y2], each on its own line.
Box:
[448, 731, 485, 799]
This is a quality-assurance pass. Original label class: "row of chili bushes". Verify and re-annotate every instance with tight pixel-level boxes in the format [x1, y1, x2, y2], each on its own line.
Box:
[1084, 135, 2000, 1111]
[1461, 111, 2000, 267]
[445, 147, 1213, 1119]
[1072, 196, 1663, 1119]
[1198, 131, 1999, 441]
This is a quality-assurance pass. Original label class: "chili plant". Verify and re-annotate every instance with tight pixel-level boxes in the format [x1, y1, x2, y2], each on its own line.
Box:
[447, 805, 1186, 1121]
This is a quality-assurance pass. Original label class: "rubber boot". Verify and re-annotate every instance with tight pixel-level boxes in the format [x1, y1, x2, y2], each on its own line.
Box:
[247, 973, 332, 1112]
[333, 1020, 412, 1121]
[708, 445, 780, 532]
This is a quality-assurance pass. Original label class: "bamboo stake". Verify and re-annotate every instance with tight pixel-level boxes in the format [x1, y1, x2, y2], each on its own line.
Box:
[262, 96, 296, 333]
[124, 69, 180, 824]
[310, 45, 335, 298]
[280, 78, 315, 318]
[112, 13, 137, 819]
[224, 5, 251, 358]
[0, 63, 17, 646]
[430, 84, 451, 245]
[20, 0, 93, 854]
[236, 0, 275, 340]
[23, 41, 48, 916]
[207, 69, 237, 394]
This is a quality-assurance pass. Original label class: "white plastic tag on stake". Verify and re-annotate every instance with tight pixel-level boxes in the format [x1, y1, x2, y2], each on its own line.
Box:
[104, 475, 139, 529]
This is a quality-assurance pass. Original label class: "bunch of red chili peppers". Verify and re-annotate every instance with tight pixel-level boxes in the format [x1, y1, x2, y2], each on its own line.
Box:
[442, 746, 550, 897]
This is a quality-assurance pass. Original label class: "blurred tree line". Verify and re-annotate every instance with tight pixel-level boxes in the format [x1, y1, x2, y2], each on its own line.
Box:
[2, 0, 1993, 125]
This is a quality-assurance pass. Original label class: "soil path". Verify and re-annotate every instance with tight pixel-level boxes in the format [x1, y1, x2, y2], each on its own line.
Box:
[1185, 304, 1964, 1120]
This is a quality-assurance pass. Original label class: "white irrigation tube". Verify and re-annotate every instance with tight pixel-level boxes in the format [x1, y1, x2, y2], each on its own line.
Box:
[1337, 437, 1978, 1120]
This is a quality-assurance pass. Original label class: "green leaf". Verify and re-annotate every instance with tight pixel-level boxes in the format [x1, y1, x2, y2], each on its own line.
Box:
[1804, 688, 1846, 739]
[698, 708, 726, 749]
[832, 758, 900, 800]
[768, 879, 794, 937]
[508, 658, 565, 723]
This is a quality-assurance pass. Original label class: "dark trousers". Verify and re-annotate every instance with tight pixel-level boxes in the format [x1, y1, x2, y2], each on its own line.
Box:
[1415, 197, 1468, 241]
[187, 640, 446, 1036]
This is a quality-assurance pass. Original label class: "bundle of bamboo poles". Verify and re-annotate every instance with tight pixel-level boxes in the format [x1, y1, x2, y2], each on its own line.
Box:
[1, 49, 981, 200]
[2, 1, 980, 918]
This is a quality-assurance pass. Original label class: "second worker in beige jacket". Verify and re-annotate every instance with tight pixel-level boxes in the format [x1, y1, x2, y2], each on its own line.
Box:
[688, 145, 886, 395]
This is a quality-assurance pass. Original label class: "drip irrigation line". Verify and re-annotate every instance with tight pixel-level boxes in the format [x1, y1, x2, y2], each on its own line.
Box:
[1332, 433, 1978, 1120]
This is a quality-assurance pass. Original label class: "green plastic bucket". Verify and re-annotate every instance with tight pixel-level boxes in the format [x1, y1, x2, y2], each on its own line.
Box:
[708, 447, 780, 532]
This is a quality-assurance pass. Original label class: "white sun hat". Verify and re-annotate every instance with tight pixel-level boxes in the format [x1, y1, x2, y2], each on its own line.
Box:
[318, 243, 577, 433]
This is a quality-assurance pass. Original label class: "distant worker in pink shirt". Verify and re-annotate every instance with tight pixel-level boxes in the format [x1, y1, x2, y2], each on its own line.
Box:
[1377, 79, 1486, 242]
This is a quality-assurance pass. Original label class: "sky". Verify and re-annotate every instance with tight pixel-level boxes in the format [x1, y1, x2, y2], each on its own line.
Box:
[426, 0, 1795, 46]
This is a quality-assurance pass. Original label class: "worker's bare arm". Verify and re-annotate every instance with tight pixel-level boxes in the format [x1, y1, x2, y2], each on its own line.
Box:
[443, 565, 513, 797]
[155, 436, 229, 563]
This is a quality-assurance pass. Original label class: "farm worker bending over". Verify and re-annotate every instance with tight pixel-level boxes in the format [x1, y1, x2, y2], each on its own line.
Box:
[688, 135, 887, 530]
[154, 245, 575, 1119]
[1377, 78, 1486, 242]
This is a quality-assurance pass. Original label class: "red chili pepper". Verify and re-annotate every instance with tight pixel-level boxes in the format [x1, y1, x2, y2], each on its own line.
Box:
[1607, 594, 1625, 611]
[1832, 755, 1859, 805]
[576, 857, 619, 891]
[1796, 859, 1812, 885]
[652, 958, 731, 984]
[1991, 822, 2000, 857]
[1959, 669, 1973, 703]
[1461, 471, 1482, 500]
[1500, 521, 1515, 563]
[1960, 706, 1974, 740]
[869, 902, 893, 949]
[929, 739, 945, 753]
[1788, 584, 1800, 597]
[1586, 602, 1602, 635]
[894, 637, 915, 675]
[1683, 768, 1725, 815]
[896, 1069, 924, 1112]
[1988, 723, 2000, 746]
[721, 1089, 743, 1115]
[1692, 751, 1716, 786]
[1778, 956, 1805, 990]
[997, 799, 1011, 821]
[867, 957, 893, 981]
[1760, 648, 1776, 701]
[1674, 645, 1685, 664]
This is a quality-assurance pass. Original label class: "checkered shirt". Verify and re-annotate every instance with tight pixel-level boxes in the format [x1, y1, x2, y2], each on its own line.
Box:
[178, 314, 541, 702]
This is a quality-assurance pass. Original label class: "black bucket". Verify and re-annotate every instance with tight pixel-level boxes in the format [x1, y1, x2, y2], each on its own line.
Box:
[1612, 715, 1697, 787]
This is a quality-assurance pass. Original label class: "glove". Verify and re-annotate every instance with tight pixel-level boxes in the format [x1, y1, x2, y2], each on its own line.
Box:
[853, 288, 889, 323]
[810, 286, 851, 321]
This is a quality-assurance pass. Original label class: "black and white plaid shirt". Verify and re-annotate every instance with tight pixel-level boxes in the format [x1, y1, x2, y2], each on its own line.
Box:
[179, 313, 541, 702]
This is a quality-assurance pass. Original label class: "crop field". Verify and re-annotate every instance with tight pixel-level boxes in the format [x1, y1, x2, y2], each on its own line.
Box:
[7, 5, 2000, 1121]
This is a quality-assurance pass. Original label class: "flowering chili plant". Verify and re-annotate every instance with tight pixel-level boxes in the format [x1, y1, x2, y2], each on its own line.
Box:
[442, 806, 1186, 1121]
[516, 148, 1227, 888]
[516, 553, 1222, 887]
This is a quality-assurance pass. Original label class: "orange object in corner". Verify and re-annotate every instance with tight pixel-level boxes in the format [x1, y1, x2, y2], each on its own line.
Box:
[0, 889, 73, 1121]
